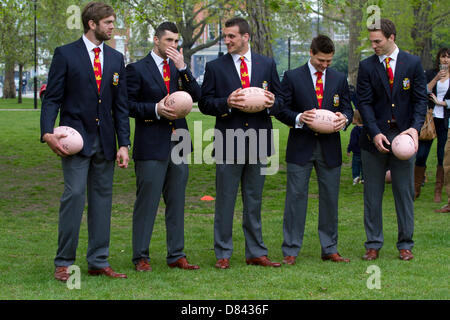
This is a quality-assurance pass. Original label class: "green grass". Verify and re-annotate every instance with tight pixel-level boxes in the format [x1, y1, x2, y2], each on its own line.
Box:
[0, 109, 448, 300]
[0, 98, 40, 109]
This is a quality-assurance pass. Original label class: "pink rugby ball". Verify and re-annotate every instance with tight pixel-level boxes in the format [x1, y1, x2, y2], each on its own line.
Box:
[53, 126, 83, 155]
[165, 91, 193, 119]
[240, 87, 268, 113]
[308, 109, 338, 134]
[391, 134, 415, 160]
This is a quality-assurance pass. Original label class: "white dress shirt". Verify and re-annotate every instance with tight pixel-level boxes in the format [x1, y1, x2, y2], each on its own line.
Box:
[231, 48, 252, 84]
[295, 60, 328, 128]
[378, 45, 399, 76]
[82, 35, 104, 73]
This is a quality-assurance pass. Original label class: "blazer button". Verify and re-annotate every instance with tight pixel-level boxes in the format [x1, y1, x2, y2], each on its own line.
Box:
[245, 123, 249, 127]
[387, 120, 391, 123]
[98, 99, 102, 104]
[392, 103, 395, 107]
[169, 122, 173, 125]
[315, 133, 319, 136]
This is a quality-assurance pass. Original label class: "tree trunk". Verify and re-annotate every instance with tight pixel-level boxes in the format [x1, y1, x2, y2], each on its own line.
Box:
[411, 1, 433, 70]
[3, 58, 16, 99]
[246, 0, 273, 57]
[18, 64, 23, 104]
[347, 0, 364, 87]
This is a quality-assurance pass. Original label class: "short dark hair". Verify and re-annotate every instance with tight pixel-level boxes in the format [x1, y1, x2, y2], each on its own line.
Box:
[435, 47, 450, 71]
[224, 17, 251, 37]
[155, 21, 178, 39]
[310, 35, 335, 55]
[368, 18, 396, 41]
[82, 2, 116, 34]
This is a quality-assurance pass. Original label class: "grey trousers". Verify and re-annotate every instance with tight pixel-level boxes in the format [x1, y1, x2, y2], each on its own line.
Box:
[282, 142, 341, 257]
[55, 134, 115, 269]
[214, 163, 268, 259]
[361, 148, 415, 251]
[132, 153, 189, 265]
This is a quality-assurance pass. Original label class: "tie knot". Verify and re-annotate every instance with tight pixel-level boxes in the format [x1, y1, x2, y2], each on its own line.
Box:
[163, 59, 168, 65]
[93, 47, 101, 55]
[316, 71, 322, 78]
[240, 56, 245, 62]
[385, 57, 391, 64]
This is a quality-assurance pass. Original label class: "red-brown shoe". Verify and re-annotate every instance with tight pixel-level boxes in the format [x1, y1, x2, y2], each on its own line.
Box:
[135, 259, 152, 272]
[88, 266, 127, 278]
[362, 248, 379, 261]
[399, 249, 414, 261]
[322, 253, 350, 263]
[282, 256, 296, 265]
[435, 204, 450, 213]
[215, 258, 230, 269]
[54, 266, 70, 282]
[246, 256, 281, 267]
[168, 257, 200, 270]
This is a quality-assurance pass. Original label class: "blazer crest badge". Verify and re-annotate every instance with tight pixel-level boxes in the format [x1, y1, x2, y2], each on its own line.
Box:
[333, 94, 340, 107]
[402, 78, 410, 90]
[113, 73, 119, 86]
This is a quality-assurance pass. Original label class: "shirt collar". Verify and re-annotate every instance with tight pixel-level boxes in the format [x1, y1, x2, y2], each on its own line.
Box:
[232, 46, 252, 64]
[82, 34, 104, 53]
[378, 45, 399, 63]
[151, 50, 170, 66]
[308, 59, 327, 77]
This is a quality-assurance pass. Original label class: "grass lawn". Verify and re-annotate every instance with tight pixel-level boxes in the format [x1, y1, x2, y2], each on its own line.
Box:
[0, 109, 448, 300]
[0, 98, 40, 109]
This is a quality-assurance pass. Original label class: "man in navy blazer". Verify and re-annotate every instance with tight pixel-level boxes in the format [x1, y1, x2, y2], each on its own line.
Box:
[357, 19, 428, 261]
[40, 2, 130, 281]
[126, 22, 201, 271]
[276, 35, 353, 265]
[199, 17, 282, 269]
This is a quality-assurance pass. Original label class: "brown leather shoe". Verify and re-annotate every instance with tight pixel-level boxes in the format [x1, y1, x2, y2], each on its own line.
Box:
[399, 249, 414, 261]
[215, 258, 230, 269]
[54, 266, 70, 282]
[282, 256, 296, 265]
[135, 259, 152, 272]
[88, 266, 127, 278]
[168, 257, 200, 270]
[322, 253, 350, 263]
[362, 248, 379, 261]
[435, 204, 450, 213]
[246, 256, 281, 267]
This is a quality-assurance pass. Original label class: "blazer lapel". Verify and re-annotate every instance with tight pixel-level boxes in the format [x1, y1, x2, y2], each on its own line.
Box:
[145, 53, 168, 95]
[392, 50, 406, 96]
[301, 64, 318, 107]
[250, 52, 262, 88]
[99, 45, 111, 97]
[76, 38, 99, 95]
[225, 53, 243, 88]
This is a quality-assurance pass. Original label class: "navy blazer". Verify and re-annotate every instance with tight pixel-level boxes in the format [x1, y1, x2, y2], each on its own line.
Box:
[426, 69, 450, 128]
[126, 53, 201, 161]
[275, 63, 353, 168]
[198, 52, 282, 161]
[357, 50, 428, 152]
[40, 38, 130, 161]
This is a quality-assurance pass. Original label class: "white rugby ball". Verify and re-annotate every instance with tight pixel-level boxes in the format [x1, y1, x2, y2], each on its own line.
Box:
[165, 91, 193, 119]
[307, 109, 338, 134]
[240, 87, 268, 113]
[53, 126, 84, 155]
[391, 134, 415, 160]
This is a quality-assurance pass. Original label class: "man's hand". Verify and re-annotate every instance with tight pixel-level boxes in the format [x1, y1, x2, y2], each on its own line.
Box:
[157, 94, 177, 120]
[116, 146, 130, 169]
[166, 47, 186, 70]
[227, 88, 246, 110]
[263, 90, 275, 108]
[333, 112, 347, 132]
[373, 133, 390, 153]
[300, 108, 317, 125]
[43, 132, 70, 157]
[400, 127, 419, 153]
